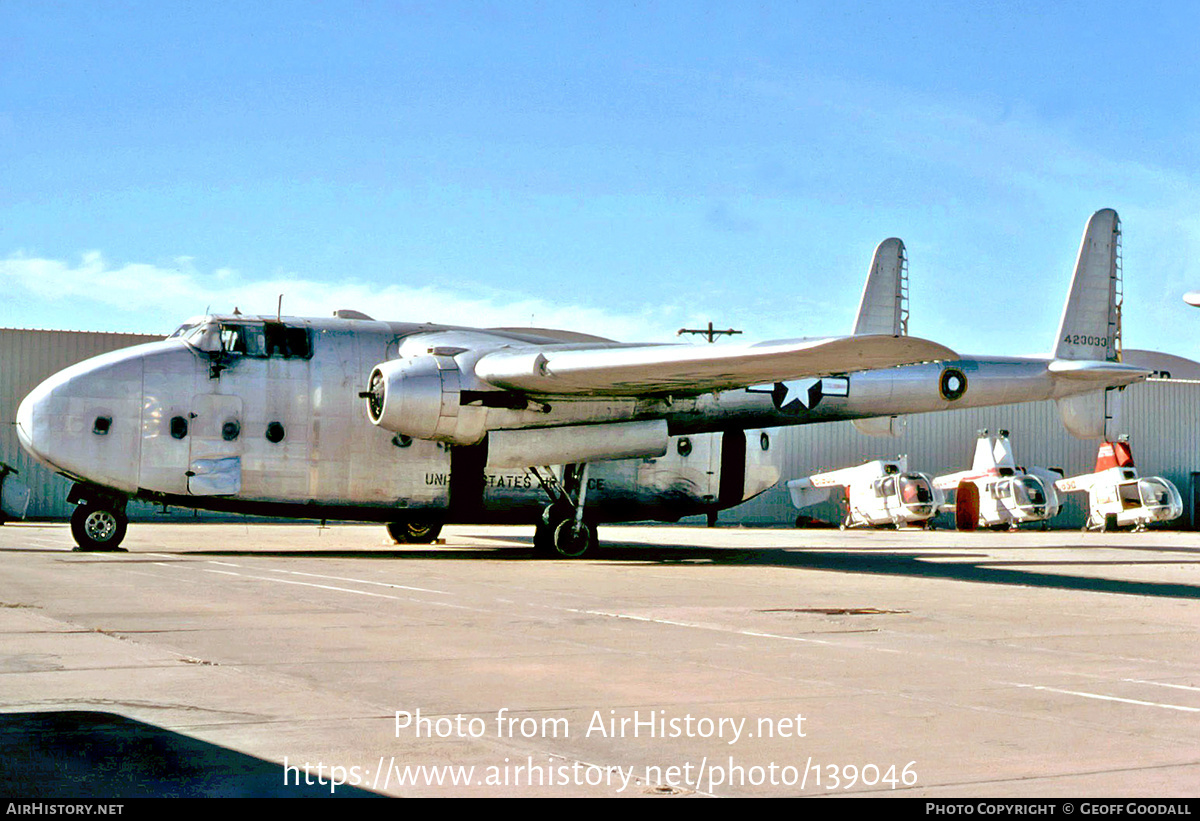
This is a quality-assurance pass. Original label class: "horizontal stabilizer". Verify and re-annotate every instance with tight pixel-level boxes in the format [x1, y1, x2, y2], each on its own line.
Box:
[1047, 359, 1150, 384]
[474, 335, 956, 396]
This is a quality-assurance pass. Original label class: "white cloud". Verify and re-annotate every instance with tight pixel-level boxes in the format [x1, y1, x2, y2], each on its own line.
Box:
[0, 251, 707, 343]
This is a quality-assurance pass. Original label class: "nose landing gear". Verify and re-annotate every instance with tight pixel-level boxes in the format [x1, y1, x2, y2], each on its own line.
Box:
[68, 497, 129, 551]
[67, 485, 128, 551]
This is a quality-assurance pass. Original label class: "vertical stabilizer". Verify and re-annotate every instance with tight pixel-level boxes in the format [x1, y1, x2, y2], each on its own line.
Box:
[1094, 440, 1135, 473]
[1056, 383, 1124, 439]
[853, 238, 908, 337]
[1054, 208, 1122, 362]
[991, 433, 1016, 471]
[852, 237, 908, 438]
[852, 415, 907, 437]
[971, 433, 997, 473]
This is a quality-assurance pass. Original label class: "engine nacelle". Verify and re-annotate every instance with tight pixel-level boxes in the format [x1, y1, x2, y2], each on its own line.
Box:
[487, 420, 669, 469]
[365, 355, 485, 444]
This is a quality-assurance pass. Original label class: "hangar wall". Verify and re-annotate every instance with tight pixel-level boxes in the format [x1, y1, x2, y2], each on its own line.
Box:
[727, 378, 1200, 529]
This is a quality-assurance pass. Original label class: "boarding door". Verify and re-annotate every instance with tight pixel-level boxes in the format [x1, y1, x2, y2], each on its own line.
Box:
[187, 394, 244, 495]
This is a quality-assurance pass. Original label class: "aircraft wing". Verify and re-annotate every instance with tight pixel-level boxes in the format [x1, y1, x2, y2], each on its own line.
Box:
[473, 334, 956, 396]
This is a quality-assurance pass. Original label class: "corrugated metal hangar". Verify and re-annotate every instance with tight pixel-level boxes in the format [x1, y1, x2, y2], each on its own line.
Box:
[2, 326, 1198, 529]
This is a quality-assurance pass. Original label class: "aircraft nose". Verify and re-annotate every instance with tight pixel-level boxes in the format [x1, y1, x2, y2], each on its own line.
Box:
[15, 379, 51, 466]
[15, 348, 148, 492]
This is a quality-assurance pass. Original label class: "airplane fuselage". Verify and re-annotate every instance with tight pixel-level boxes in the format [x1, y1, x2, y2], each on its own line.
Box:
[15, 317, 781, 526]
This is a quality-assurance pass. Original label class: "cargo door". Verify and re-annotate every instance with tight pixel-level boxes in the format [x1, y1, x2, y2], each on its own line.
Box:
[187, 394, 244, 495]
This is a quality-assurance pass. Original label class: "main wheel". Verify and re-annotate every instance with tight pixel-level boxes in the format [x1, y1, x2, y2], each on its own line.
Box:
[70, 505, 128, 552]
[533, 502, 572, 555]
[386, 521, 443, 544]
[552, 519, 597, 558]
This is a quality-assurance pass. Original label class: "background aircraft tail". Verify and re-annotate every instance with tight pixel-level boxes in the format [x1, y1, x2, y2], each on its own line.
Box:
[852, 238, 908, 437]
[1053, 208, 1122, 362]
[853, 237, 908, 337]
[1052, 208, 1129, 439]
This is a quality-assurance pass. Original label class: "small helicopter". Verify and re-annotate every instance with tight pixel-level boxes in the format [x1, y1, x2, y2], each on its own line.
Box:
[788, 456, 943, 529]
[934, 430, 1061, 530]
[1054, 438, 1182, 531]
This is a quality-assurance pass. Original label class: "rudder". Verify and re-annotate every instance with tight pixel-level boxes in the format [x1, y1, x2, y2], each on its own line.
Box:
[853, 237, 908, 337]
[1053, 208, 1121, 362]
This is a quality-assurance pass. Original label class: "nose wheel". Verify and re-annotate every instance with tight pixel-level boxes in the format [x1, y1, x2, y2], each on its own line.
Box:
[70, 504, 128, 552]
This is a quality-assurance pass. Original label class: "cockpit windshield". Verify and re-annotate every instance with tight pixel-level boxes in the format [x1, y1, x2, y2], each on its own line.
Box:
[1139, 478, 1174, 510]
[897, 475, 933, 506]
[1013, 476, 1047, 508]
[167, 322, 199, 339]
[168, 315, 213, 342]
[176, 321, 222, 353]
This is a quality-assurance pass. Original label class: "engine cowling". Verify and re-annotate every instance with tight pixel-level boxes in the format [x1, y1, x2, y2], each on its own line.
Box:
[364, 355, 670, 462]
[366, 355, 483, 444]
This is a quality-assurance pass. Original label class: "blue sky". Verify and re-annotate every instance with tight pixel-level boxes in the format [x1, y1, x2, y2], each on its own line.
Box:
[3, 2, 1199, 358]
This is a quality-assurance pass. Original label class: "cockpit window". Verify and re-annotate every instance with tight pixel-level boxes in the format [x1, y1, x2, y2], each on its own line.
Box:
[168, 322, 199, 339]
[216, 322, 312, 359]
[263, 322, 312, 358]
[220, 324, 268, 357]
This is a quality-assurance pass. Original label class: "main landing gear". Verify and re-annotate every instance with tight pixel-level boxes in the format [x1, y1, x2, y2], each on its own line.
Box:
[386, 520, 443, 544]
[529, 464, 599, 558]
[68, 487, 128, 552]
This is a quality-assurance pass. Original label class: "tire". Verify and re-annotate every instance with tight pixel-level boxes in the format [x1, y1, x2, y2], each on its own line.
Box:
[386, 521, 443, 544]
[552, 519, 597, 558]
[70, 505, 128, 551]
